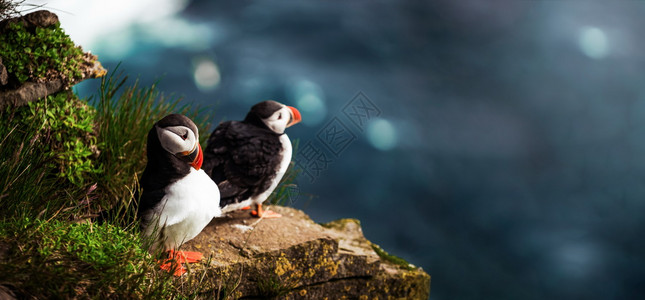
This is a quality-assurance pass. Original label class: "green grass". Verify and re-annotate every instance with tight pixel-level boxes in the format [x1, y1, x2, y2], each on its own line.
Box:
[11, 91, 101, 186]
[0, 93, 86, 220]
[0, 219, 173, 298]
[0, 66, 301, 298]
[0, 67, 211, 221]
[0, 69, 214, 298]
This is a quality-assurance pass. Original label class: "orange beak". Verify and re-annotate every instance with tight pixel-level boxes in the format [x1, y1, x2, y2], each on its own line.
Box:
[287, 106, 302, 127]
[189, 144, 203, 170]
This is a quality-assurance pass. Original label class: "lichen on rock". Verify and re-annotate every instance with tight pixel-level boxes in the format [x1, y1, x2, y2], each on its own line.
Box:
[180, 206, 430, 299]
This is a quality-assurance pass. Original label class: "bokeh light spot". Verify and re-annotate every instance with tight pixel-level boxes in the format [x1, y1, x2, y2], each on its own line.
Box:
[578, 26, 609, 59]
[192, 57, 221, 92]
[367, 118, 398, 151]
[554, 241, 600, 280]
[288, 79, 327, 126]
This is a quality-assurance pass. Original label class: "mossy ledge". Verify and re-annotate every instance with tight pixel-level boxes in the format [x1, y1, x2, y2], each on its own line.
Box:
[0, 10, 106, 109]
[181, 206, 431, 299]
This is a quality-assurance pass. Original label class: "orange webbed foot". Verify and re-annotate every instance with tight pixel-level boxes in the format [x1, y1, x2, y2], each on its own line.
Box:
[250, 204, 282, 218]
[159, 260, 187, 276]
[251, 209, 282, 218]
[159, 250, 204, 276]
[168, 249, 203, 263]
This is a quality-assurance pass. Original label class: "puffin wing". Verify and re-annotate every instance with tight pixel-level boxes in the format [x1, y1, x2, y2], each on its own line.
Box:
[225, 122, 283, 188]
[203, 121, 232, 183]
[204, 121, 283, 199]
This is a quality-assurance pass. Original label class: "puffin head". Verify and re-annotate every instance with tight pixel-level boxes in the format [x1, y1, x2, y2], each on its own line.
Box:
[245, 100, 302, 134]
[154, 114, 203, 170]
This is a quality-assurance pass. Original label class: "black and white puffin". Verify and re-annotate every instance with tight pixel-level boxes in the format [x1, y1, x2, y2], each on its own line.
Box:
[203, 100, 302, 218]
[138, 114, 221, 276]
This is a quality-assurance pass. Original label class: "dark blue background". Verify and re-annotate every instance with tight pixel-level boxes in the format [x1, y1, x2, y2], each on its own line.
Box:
[74, 1, 645, 299]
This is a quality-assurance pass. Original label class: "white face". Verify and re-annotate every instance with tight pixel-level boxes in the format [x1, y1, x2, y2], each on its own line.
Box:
[156, 125, 198, 155]
[261, 105, 293, 134]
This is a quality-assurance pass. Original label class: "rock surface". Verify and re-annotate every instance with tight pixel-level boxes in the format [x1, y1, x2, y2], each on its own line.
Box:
[0, 57, 105, 109]
[0, 10, 59, 31]
[181, 206, 430, 299]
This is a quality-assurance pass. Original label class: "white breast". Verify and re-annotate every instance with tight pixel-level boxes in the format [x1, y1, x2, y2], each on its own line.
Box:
[144, 168, 221, 250]
[276, 134, 293, 182]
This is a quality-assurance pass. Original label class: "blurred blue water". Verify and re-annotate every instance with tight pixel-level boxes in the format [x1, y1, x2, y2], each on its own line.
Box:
[74, 1, 645, 299]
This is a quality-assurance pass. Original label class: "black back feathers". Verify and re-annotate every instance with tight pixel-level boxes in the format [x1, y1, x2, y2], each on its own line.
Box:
[202, 120, 284, 207]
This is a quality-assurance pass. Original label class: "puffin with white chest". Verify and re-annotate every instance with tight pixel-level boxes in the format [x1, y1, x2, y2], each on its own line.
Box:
[203, 100, 301, 218]
[138, 114, 221, 276]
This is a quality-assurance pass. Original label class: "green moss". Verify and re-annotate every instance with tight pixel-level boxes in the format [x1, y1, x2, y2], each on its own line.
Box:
[369, 242, 416, 271]
[4, 91, 102, 186]
[0, 219, 174, 299]
[0, 20, 84, 85]
[0, 92, 99, 219]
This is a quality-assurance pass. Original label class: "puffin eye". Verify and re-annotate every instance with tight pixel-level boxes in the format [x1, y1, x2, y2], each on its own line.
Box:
[181, 133, 188, 140]
[278, 113, 282, 120]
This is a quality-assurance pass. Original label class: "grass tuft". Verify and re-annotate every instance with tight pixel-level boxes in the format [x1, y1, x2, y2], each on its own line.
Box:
[0, 92, 88, 220]
[256, 270, 299, 299]
[0, 64, 301, 298]
[0, 68, 218, 298]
